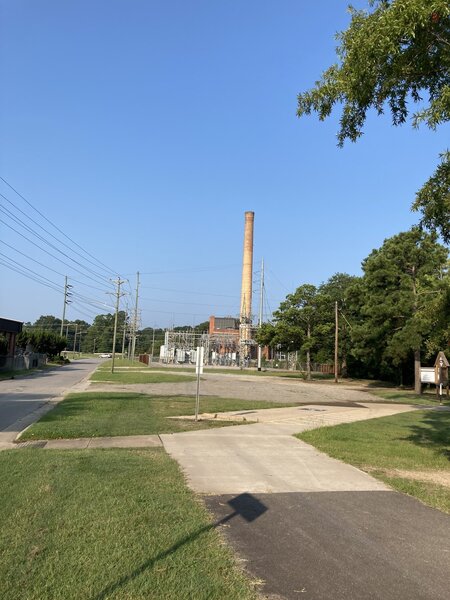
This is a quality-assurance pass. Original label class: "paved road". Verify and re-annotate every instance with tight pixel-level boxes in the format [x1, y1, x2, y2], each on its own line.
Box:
[0, 359, 99, 447]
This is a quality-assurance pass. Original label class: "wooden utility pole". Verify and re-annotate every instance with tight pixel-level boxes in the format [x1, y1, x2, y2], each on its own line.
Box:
[121, 318, 127, 358]
[257, 258, 264, 371]
[151, 328, 155, 362]
[60, 276, 72, 337]
[131, 271, 140, 360]
[72, 323, 78, 358]
[334, 301, 339, 383]
[111, 277, 126, 374]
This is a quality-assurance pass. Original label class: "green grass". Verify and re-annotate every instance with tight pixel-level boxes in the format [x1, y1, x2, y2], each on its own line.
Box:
[91, 371, 196, 384]
[20, 392, 297, 440]
[298, 410, 450, 513]
[371, 390, 450, 406]
[0, 449, 258, 600]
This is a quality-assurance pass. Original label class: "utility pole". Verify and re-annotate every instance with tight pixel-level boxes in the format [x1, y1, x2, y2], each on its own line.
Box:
[60, 276, 73, 337]
[131, 271, 140, 361]
[121, 314, 127, 359]
[151, 327, 155, 363]
[111, 277, 126, 374]
[93, 338, 96, 354]
[72, 323, 78, 358]
[334, 301, 339, 384]
[257, 258, 264, 371]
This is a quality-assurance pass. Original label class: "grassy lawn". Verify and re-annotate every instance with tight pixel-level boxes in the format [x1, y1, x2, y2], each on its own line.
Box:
[20, 392, 297, 440]
[91, 371, 196, 384]
[298, 409, 450, 514]
[371, 390, 449, 406]
[0, 449, 258, 600]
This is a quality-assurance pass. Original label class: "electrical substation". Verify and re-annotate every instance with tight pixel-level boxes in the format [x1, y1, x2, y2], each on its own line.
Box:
[159, 211, 261, 367]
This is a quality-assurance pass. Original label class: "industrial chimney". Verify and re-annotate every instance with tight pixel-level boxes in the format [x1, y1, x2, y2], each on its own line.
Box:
[239, 212, 254, 360]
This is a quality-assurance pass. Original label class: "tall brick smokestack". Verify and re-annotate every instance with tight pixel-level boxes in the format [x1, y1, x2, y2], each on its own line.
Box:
[240, 211, 254, 325]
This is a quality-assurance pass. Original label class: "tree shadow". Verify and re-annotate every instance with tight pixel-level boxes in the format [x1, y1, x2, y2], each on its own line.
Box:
[404, 409, 450, 460]
[90, 493, 267, 600]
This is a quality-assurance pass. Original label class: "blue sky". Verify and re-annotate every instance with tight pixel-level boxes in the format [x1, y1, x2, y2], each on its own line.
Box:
[1, 0, 448, 328]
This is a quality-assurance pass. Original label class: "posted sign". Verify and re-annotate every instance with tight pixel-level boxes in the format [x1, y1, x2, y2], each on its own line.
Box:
[420, 367, 436, 384]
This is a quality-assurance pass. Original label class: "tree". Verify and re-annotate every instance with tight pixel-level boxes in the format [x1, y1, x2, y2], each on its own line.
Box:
[83, 312, 125, 353]
[33, 315, 62, 332]
[348, 228, 448, 391]
[272, 284, 321, 378]
[314, 273, 360, 375]
[297, 0, 450, 241]
[17, 330, 66, 358]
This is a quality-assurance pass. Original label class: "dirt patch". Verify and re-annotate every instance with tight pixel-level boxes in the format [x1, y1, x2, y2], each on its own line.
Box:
[366, 467, 450, 488]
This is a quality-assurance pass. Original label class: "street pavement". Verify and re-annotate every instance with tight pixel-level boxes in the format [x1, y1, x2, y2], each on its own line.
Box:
[0, 358, 99, 448]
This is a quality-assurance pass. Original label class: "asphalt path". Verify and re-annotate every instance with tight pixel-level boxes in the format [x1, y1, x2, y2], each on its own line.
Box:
[0, 358, 100, 446]
[205, 490, 450, 600]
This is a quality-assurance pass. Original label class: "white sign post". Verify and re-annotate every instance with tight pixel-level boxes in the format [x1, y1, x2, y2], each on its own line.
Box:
[195, 346, 204, 421]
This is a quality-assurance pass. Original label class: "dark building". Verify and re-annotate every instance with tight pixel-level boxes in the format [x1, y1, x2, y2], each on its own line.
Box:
[0, 317, 23, 356]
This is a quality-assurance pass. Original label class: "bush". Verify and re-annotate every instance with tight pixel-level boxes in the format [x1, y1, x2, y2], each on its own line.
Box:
[17, 330, 67, 357]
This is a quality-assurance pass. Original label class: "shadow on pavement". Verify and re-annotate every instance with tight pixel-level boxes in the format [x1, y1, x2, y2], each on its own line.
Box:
[205, 490, 450, 600]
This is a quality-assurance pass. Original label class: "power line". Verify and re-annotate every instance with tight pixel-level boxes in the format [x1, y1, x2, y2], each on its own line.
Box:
[0, 258, 61, 293]
[0, 175, 116, 275]
[0, 239, 114, 294]
[140, 296, 237, 309]
[140, 285, 237, 298]
[132, 265, 240, 276]
[0, 204, 114, 286]
[0, 217, 115, 290]
[0, 239, 65, 278]
[0, 191, 114, 278]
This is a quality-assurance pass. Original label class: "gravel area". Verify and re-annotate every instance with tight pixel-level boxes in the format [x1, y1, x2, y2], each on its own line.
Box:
[87, 372, 386, 405]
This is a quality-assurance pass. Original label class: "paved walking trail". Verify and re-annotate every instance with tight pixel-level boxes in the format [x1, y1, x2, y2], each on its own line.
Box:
[161, 403, 414, 493]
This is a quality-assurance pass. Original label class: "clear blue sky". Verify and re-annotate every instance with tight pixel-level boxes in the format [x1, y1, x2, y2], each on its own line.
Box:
[1, 0, 448, 328]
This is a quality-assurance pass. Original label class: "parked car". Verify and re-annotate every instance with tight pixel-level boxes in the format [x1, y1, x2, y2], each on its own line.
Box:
[99, 353, 112, 358]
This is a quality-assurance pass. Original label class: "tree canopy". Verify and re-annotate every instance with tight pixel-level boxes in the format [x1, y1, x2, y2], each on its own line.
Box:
[259, 229, 448, 387]
[348, 228, 448, 389]
[297, 0, 450, 241]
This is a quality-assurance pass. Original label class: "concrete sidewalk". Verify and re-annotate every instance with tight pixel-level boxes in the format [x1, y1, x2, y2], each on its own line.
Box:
[14, 434, 162, 450]
[161, 402, 415, 493]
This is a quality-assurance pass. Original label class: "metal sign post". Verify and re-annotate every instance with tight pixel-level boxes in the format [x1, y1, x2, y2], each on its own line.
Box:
[195, 346, 204, 421]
